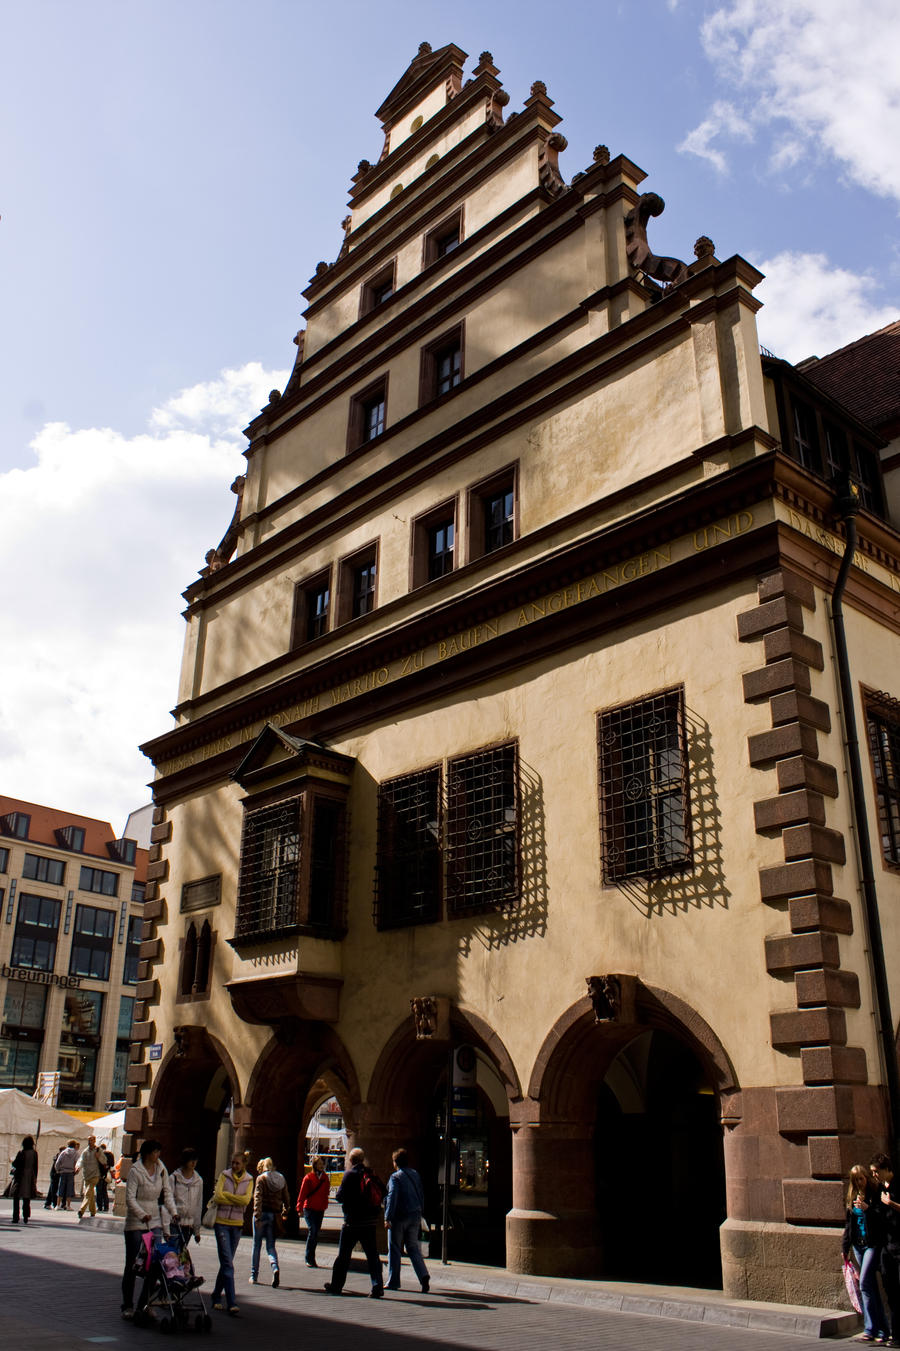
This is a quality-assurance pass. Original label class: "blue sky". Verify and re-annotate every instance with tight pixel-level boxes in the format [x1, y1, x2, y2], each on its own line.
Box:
[2, 0, 899, 825]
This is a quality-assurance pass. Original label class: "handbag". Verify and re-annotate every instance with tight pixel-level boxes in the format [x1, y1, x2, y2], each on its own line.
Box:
[842, 1256, 862, 1314]
[202, 1201, 218, 1229]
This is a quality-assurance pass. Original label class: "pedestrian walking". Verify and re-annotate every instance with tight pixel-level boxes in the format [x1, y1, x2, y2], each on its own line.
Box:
[323, 1147, 385, 1298]
[78, 1135, 102, 1218]
[250, 1156, 290, 1287]
[168, 1147, 204, 1239]
[211, 1152, 252, 1315]
[297, 1155, 330, 1267]
[384, 1147, 430, 1292]
[121, 1140, 178, 1320]
[96, 1141, 115, 1212]
[9, 1135, 39, 1224]
[871, 1154, 900, 1346]
[54, 1140, 79, 1211]
[842, 1162, 888, 1343]
[44, 1157, 59, 1210]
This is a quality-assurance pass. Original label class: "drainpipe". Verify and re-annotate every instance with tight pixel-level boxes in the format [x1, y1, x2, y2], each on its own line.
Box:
[829, 483, 900, 1155]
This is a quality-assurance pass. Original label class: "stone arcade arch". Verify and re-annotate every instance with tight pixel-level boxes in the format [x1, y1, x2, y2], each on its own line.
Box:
[241, 1024, 361, 1203]
[147, 1027, 241, 1189]
[508, 984, 739, 1284]
[364, 1007, 521, 1265]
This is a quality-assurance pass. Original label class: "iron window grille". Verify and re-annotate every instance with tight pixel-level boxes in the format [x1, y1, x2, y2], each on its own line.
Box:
[375, 768, 442, 929]
[446, 742, 519, 915]
[866, 698, 900, 865]
[598, 688, 693, 883]
[235, 791, 348, 944]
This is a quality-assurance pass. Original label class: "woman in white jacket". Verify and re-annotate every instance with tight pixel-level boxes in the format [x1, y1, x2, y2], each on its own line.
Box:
[169, 1148, 204, 1239]
[121, 1140, 178, 1320]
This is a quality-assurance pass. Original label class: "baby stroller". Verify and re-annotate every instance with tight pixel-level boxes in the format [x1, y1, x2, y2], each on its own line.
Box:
[133, 1222, 212, 1334]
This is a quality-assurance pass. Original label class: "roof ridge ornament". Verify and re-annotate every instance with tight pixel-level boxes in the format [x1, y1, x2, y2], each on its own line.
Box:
[624, 192, 690, 290]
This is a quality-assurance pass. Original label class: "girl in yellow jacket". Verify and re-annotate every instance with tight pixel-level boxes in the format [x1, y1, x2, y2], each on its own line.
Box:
[211, 1153, 252, 1315]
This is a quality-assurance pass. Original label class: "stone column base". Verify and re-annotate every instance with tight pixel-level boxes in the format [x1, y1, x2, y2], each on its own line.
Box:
[721, 1218, 850, 1310]
[506, 1208, 603, 1278]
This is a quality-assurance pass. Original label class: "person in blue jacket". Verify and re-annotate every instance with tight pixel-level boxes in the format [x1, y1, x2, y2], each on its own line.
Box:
[384, 1148, 430, 1293]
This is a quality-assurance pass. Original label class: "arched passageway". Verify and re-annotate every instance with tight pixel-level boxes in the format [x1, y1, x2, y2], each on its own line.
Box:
[148, 1027, 239, 1189]
[513, 985, 736, 1284]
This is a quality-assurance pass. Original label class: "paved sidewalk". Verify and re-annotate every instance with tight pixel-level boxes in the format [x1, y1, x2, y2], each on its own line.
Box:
[0, 1207, 858, 1351]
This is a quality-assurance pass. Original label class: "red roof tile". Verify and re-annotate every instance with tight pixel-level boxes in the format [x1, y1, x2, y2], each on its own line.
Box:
[0, 793, 141, 869]
[801, 319, 900, 432]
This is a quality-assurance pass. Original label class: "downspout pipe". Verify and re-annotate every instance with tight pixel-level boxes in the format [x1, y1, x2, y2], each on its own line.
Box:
[829, 484, 900, 1155]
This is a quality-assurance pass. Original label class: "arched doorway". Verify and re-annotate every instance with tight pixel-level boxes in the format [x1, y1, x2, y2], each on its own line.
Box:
[518, 984, 736, 1284]
[148, 1027, 239, 1192]
[366, 1011, 519, 1266]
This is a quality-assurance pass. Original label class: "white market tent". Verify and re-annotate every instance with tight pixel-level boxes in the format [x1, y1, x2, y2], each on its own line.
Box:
[0, 1088, 91, 1195]
[86, 1108, 126, 1161]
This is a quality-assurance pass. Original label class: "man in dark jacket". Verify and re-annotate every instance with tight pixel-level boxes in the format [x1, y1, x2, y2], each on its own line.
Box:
[384, 1148, 430, 1292]
[324, 1147, 384, 1297]
[871, 1154, 900, 1346]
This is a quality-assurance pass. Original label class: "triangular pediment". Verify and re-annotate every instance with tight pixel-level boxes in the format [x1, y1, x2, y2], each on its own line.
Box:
[232, 722, 353, 789]
[375, 41, 467, 126]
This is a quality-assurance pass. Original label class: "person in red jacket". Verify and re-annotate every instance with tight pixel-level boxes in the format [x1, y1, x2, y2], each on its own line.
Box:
[296, 1156, 330, 1268]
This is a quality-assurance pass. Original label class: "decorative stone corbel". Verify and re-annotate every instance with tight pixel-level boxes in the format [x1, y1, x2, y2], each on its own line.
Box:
[411, 995, 451, 1041]
[586, 973, 637, 1024]
[624, 192, 689, 289]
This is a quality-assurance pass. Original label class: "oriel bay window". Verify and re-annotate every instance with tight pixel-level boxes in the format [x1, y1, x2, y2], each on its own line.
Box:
[232, 725, 354, 947]
[597, 686, 693, 883]
[375, 768, 442, 929]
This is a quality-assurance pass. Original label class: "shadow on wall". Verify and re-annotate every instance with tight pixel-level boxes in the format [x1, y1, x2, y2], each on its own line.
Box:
[619, 707, 731, 918]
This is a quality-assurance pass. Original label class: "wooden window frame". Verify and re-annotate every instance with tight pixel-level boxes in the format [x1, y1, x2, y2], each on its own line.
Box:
[419, 321, 465, 407]
[359, 260, 397, 318]
[347, 374, 389, 452]
[410, 497, 458, 589]
[465, 463, 518, 564]
[337, 540, 379, 625]
[423, 207, 464, 267]
[291, 566, 333, 649]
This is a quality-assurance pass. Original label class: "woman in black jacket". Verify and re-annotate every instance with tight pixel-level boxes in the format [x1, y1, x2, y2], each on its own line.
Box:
[10, 1135, 39, 1224]
[842, 1163, 888, 1342]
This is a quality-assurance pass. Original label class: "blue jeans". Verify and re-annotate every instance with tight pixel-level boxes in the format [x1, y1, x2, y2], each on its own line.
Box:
[304, 1207, 324, 1264]
[387, 1213, 429, 1289]
[854, 1246, 888, 1336]
[252, 1211, 278, 1279]
[213, 1223, 242, 1309]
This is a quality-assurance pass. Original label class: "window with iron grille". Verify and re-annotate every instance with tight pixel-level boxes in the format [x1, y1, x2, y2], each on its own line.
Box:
[235, 792, 347, 943]
[866, 701, 900, 865]
[375, 768, 442, 929]
[598, 688, 692, 883]
[446, 743, 519, 915]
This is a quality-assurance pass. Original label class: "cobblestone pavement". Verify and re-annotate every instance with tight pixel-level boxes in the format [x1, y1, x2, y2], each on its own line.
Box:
[0, 1208, 852, 1351]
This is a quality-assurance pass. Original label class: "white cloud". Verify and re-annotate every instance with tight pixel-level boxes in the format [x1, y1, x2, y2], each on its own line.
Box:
[680, 0, 900, 200]
[754, 251, 898, 362]
[0, 362, 287, 829]
[676, 100, 751, 174]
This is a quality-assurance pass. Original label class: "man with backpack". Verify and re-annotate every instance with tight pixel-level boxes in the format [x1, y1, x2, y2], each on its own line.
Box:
[323, 1147, 385, 1298]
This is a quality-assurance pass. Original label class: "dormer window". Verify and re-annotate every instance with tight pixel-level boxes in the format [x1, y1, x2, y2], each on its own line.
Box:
[2, 812, 30, 840]
[107, 837, 137, 865]
[56, 825, 85, 852]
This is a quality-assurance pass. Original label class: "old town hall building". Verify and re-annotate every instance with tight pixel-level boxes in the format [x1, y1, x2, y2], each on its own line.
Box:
[129, 43, 900, 1306]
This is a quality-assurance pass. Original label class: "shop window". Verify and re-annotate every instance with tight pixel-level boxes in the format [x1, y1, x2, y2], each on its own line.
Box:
[423, 209, 463, 265]
[866, 696, 900, 866]
[123, 914, 142, 984]
[291, 569, 332, 648]
[79, 865, 119, 897]
[235, 792, 348, 943]
[3, 979, 48, 1030]
[62, 988, 104, 1037]
[597, 687, 693, 883]
[69, 904, 115, 981]
[420, 324, 464, 404]
[22, 852, 66, 886]
[178, 920, 214, 1002]
[375, 767, 442, 929]
[11, 894, 61, 971]
[467, 467, 517, 562]
[446, 742, 519, 915]
[0, 1039, 40, 1091]
[360, 261, 396, 316]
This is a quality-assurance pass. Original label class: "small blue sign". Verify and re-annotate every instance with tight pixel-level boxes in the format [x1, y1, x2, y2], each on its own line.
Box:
[148, 1042, 163, 1060]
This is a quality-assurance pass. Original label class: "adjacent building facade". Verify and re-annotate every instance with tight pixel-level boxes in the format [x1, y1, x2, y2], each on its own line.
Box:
[131, 43, 900, 1306]
[0, 795, 147, 1110]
